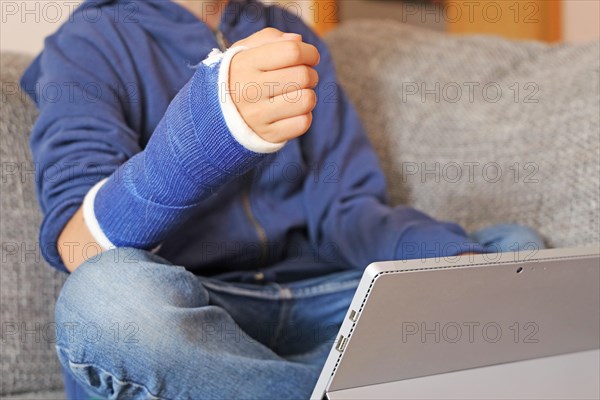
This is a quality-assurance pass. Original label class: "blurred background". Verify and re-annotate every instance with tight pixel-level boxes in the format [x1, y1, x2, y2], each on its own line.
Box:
[2, 0, 599, 55]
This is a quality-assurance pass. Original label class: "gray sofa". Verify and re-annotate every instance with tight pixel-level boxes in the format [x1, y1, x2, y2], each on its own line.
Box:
[1, 20, 599, 399]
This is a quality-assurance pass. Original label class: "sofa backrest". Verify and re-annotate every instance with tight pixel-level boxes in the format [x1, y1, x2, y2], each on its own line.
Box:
[1, 19, 599, 396]
[325, 20, 600, 248]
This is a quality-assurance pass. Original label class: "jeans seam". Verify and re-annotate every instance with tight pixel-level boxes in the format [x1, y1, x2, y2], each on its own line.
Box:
[270, 296, 292, 349]
[200, 280, 282, 299]
[57, 345, 170, 400]
[201, 278, 361, 300]
[291, 279, 361, 298]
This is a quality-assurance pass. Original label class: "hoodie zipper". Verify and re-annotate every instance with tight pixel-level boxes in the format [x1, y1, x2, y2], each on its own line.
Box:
[214, 29, 268, 276]
[214, 29, 229, 51]
[214, 29, 268, 272]
[242, 182, 269, 269]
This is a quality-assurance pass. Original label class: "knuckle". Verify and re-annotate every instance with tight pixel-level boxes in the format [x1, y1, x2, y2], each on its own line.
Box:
[295, 113, 312, 133]
[296, 67, 311, 87]
[301, 89, 317, 111]
[311, 69, 320, 87]
[283, 41, 302, 64]
[262, 27, 280, 36]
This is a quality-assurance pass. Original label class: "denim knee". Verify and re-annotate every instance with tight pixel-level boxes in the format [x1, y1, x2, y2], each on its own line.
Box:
[56, 247, 208, 313]
[54, 248, 209, 394]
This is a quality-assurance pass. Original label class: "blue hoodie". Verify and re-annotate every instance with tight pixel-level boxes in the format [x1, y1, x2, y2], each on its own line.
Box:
[21, 0, 483, 281]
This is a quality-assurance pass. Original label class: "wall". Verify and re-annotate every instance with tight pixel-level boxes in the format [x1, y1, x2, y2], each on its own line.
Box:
[1, 1, 81, 54]
[338, 0, 445, 31]
[445, 0, 561, 42]
[0, 0, 315, 54]
[563, 0, 600, 43]
[339, 0, 599, 43]
[1, 0, 599, 55]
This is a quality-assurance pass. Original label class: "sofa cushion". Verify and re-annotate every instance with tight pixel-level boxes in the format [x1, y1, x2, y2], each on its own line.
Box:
[1, 19, 599, 397]
[325, 20, 600, 248]
[1, 52, 66, 395]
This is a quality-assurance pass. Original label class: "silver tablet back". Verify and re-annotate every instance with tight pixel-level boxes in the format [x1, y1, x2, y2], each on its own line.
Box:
[311, 246, 600, 399]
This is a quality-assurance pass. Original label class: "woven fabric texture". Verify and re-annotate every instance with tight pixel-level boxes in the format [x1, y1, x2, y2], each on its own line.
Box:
[1, 52, 66, 395]
[1, 20, 599, 395]
[326, 20, 600, 248]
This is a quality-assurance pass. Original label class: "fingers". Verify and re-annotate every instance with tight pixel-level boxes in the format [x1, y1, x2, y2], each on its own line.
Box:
[247, 40, 321, 71]
[234, 27, 302, 49]
[227, 28, 321, 142]
[262, 65, 319, 98]
[263, 89, 317, 123]
[261, 113, 314, 143]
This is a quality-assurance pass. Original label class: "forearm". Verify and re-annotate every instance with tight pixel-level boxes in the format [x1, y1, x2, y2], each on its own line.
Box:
[75, 41, 301, 261]
[74, 49, 254, 253]
[52, 29, 316, 271]
[54, 49, 252, 271]
[58, 206, 101, 272]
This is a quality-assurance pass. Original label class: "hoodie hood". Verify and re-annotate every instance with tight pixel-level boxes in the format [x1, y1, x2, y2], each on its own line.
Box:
[20, 0, 269, 103]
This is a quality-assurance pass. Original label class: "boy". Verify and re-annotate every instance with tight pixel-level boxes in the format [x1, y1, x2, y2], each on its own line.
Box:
[21, 0, 542, 398]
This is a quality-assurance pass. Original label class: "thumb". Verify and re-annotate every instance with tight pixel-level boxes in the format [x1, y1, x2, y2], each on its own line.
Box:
[233, 27, 302, 49]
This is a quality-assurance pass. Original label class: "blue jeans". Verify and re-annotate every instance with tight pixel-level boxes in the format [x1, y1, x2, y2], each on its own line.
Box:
[56, 223, 544, 400]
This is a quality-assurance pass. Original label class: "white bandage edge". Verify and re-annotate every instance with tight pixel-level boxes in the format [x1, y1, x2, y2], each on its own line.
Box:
[82, 179, 163, 254]
[82, 48, 284, 252]
[205, 46, 287, 154]
[82, 178, 115, 251]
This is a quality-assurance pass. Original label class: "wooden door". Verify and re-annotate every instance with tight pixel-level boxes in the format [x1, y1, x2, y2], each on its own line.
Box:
[445, 0, 561, 41]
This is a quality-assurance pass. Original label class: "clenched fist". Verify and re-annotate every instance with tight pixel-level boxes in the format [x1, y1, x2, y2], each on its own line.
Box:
[228, 28, 321, 143]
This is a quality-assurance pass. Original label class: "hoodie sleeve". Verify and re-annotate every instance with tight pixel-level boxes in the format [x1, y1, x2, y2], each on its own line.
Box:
[279, 14, 485, 268]
[21, 25, 143, 272]
[22, 8, 283, 272]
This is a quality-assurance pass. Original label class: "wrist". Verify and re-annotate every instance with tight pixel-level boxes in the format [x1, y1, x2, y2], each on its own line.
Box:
[82, 178, 114, 250]
[88, 48, 284, 249]
[212, 46, 287, 154]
